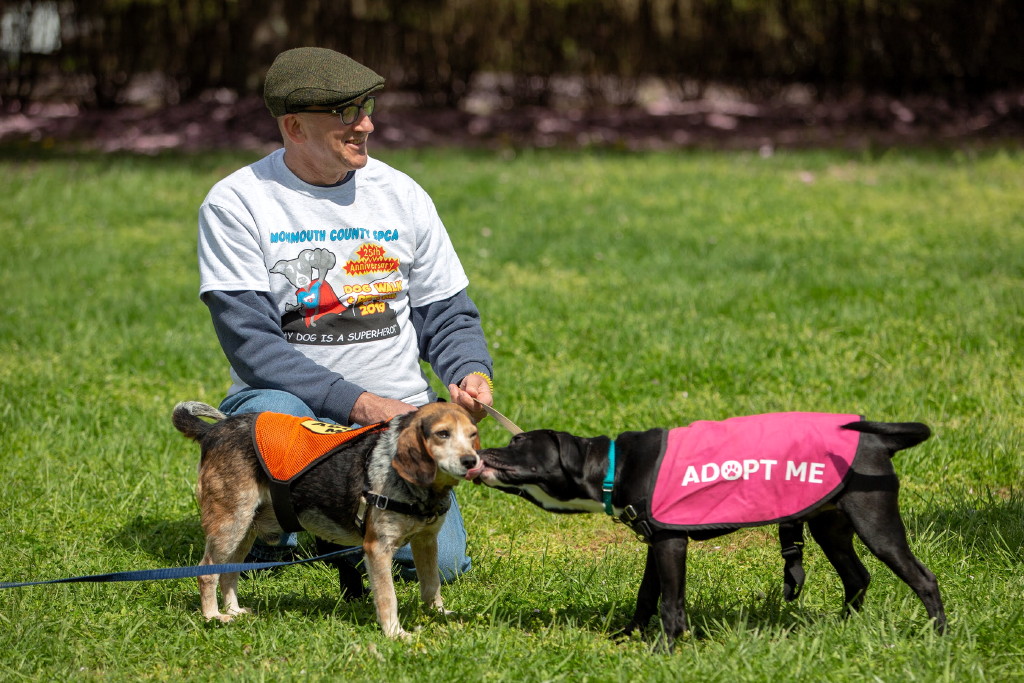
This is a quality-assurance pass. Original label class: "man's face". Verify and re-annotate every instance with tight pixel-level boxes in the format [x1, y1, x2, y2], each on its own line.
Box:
[288, 97, 375, 182]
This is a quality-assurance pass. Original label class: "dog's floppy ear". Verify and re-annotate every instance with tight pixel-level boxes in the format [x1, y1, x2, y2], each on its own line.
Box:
[393, 412, 438, 488]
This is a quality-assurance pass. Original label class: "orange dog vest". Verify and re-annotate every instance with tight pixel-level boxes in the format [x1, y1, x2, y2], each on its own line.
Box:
[252, 413, 388, 531]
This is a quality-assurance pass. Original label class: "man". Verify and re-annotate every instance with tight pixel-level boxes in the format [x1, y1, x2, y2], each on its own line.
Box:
[196, 46, 494, 586]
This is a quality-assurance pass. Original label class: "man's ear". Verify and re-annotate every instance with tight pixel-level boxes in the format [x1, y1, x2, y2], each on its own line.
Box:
[280, 114, 307, 144]
[393, 415, 437, 488]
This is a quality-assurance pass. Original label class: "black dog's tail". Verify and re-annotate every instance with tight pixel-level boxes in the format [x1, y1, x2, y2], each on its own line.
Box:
[172, 401, 227, 441]
[842, 420, 931, 454]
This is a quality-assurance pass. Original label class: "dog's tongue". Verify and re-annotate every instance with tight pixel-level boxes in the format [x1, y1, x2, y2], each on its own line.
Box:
[465, 463, 485, 481]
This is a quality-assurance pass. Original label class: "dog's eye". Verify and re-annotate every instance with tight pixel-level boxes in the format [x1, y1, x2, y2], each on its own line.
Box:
[435, 430, 450, 439]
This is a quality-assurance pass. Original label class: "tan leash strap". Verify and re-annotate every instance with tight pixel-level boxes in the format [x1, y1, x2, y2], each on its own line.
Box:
[473, 398, 524, 435]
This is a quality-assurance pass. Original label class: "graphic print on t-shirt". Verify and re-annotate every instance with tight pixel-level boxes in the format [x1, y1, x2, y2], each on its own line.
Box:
[270, 245, 402, 346]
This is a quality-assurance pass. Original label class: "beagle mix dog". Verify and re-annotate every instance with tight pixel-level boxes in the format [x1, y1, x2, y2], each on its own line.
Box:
[172, 400, 482, 638]
[476, 414, 945, 647]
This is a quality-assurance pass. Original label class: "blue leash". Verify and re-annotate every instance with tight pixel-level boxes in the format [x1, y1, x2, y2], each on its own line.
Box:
[0, 547, 363, 589]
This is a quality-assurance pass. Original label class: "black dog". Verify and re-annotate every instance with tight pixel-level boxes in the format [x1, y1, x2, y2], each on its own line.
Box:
[476, 414, 946, 645]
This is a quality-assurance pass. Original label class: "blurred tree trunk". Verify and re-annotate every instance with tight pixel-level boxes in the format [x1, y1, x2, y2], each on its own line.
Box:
[65, 0, 153, 108]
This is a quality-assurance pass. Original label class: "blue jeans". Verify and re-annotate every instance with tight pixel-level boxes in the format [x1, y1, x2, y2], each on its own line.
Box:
[219, 388, 472, 582]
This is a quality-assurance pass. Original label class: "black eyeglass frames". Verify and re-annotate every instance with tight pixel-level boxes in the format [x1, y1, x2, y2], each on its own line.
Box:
[299, 97, 375, 125]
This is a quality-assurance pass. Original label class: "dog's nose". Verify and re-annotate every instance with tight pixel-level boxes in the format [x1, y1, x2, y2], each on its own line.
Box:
[460, 455, 479, 470]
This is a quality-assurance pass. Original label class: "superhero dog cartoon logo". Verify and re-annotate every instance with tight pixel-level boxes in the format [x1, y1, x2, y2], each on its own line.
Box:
[270, 245, 404, 347]
[270, 248, 346, 328]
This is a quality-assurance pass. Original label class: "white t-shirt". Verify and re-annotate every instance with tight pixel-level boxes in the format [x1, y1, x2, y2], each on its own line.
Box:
[198, 149, 469, 405]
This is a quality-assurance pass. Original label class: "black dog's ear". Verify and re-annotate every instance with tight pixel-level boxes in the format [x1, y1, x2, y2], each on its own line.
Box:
[435, 397, 447, 403]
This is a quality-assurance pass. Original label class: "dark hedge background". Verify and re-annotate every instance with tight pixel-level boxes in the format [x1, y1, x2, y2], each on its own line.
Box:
[2, 0, 1022, 151]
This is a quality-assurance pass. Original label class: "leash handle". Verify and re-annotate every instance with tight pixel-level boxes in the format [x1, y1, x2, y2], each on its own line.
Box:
[472, 398, 524, 435]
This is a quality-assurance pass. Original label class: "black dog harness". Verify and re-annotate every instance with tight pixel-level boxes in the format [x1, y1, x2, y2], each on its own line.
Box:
[355, 492, 452, 536]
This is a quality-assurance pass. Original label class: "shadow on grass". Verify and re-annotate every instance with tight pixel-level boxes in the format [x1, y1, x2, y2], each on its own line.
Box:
[475, 587, 832, 644]
[110, 514, 203, 564]
[108, 515, 381, 624]
[107, 504, 979, 638]
[110, 514, 354, 568]
[918, 490, 1024, 562]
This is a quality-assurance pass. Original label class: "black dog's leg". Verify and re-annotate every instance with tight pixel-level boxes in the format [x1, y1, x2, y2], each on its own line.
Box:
[779, 521, 806, 601]
[842, 498, 947, 633]
[807, 512, 871, 614]
[314, 537, 367, 601]
[652, 534, 689, 650]
[618, 545, 661, 638]
[337, 562, 367, 600]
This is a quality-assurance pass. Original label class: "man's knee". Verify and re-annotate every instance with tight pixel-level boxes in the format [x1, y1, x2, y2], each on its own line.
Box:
[437, 552, 473, 583]
[220, 389, 315, 418]
[396, 548, 472, 583]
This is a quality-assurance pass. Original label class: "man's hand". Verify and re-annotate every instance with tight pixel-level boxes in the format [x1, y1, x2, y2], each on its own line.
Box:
[350, 392, 417, 426]
[448, 374, 493, 423]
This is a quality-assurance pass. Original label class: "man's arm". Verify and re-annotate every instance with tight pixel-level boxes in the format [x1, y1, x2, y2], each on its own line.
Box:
[203, 290, 412, 424]
[411, 289, 494, 417]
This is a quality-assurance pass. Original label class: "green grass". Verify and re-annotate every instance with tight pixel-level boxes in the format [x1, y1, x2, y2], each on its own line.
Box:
[1, 145, 1022, 681]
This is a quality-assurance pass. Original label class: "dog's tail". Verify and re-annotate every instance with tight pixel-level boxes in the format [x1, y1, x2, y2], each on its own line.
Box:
[172, 401, 227, 441]
[842, 420, 931, 454]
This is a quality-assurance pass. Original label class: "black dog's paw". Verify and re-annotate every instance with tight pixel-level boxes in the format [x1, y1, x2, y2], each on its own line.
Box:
[783, 565, 806, 602]
[610, 622, 648, 643]
[611, 622, 689, 654]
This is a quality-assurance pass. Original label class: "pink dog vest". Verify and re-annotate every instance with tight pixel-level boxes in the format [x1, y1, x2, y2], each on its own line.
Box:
[648, 412, 862, 530]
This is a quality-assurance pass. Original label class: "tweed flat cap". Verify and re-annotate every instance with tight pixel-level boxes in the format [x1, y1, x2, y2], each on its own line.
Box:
[264, 47, 385, 117]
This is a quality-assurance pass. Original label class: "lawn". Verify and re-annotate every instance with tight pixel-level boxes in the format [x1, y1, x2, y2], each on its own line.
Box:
[1, 145, 1022, 681]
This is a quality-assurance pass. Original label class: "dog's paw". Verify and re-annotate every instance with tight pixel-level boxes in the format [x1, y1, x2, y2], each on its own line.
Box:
[205, 613, 235, 623]
[783, 566, 806, 602]
[203, 607, 251, 623]
[611, 622, 646, 641]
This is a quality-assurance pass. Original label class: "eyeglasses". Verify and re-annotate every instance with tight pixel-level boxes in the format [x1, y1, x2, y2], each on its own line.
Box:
[300, 97, 376, 125]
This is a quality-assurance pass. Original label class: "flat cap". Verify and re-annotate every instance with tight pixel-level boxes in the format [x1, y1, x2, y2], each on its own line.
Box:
[264, 47, 385, 117]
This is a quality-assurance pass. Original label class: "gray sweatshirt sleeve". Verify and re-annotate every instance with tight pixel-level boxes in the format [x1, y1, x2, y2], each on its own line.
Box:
[410, 289, 493, 385]
[201, 289, 365, 423]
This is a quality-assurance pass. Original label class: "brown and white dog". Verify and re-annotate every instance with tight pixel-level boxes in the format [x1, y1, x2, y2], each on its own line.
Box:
[172, 400, 482, 638]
